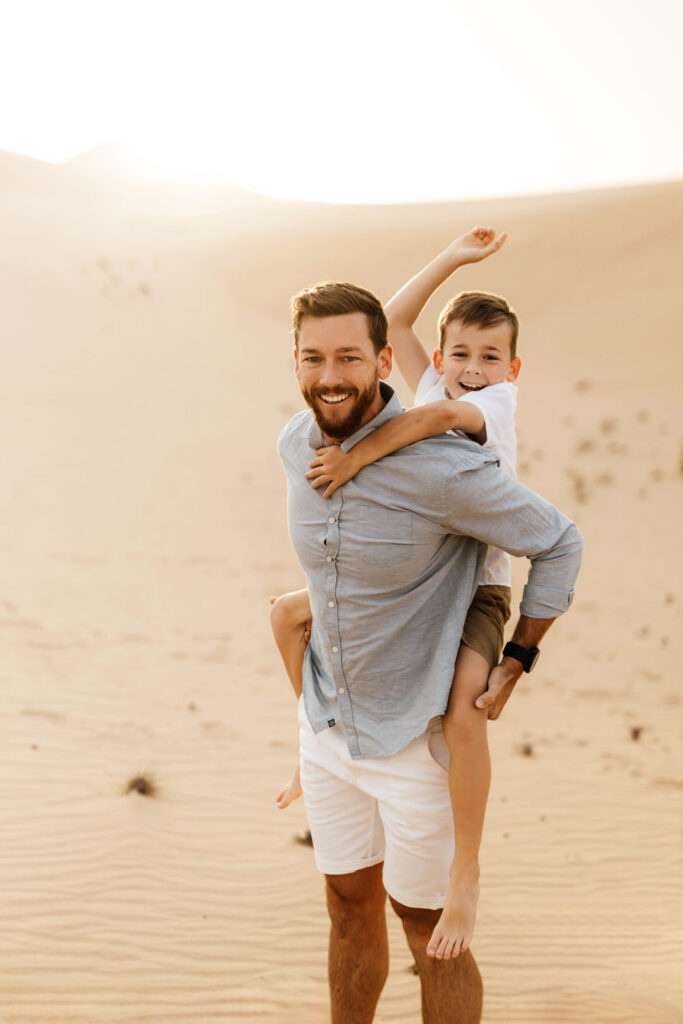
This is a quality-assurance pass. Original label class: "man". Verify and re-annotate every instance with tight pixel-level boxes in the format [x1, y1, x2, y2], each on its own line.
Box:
[277, 281, 582, 1024]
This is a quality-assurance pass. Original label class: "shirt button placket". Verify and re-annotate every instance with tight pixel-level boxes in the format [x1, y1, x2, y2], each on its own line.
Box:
[324, 491, 349, 724]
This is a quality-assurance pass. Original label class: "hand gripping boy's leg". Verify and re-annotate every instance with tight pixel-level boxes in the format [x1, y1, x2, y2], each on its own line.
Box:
[428, 644, 491, 960]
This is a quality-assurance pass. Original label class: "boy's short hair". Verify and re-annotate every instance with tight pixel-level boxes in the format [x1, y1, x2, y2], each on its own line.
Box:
[291, 281, 388, 355]
[439, 291, 519, 359]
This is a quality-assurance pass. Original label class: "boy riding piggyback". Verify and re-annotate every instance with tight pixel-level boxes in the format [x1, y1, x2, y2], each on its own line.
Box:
[272, 227, 522, 961]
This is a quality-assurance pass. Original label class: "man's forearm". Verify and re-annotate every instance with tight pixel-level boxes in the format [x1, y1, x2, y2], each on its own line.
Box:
[507, 615, 555, 651]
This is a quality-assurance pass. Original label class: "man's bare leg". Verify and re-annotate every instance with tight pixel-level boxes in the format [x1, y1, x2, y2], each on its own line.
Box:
[270, 588, 312, 808]
[390, 897, 482, 1024]
[428, 645, 491, 959]
[326, 864, 389, 1024]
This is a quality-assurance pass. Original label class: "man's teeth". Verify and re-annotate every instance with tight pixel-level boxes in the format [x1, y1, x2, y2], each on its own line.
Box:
[460, 383, 484, 391]
[320, 393, 351, 404]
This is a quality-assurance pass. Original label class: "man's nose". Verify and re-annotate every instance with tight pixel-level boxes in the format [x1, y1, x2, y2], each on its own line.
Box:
[318, 361, 345, 387]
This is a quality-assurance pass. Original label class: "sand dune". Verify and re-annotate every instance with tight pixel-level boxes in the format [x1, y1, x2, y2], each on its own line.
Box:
[0, 149, 681, 1022]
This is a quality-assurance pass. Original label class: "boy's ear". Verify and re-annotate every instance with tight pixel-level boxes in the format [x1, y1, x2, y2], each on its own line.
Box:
[506, 357, 521, 382]
[433, 349, 445, 376]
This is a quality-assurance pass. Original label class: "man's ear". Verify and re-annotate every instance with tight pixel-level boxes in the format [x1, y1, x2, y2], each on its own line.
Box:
[433, 349, 445, 376]
[507, 357, 521, 382]
[378, 345, 393, 380]
[294, 346, 301, 379]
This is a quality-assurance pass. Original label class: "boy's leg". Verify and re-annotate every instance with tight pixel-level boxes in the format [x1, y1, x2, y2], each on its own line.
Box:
[270, 588, 312, 809]
[428, 643, 491, 960]
[269, 588, 312, 697]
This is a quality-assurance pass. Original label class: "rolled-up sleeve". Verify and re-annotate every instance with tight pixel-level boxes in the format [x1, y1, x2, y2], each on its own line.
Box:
[443, 462, 583, 617]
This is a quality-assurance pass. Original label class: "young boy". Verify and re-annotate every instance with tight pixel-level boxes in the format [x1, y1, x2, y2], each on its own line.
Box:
[271, 226, 519, 962]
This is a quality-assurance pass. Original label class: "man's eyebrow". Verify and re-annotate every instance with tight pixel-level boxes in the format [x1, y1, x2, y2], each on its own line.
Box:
[299, 346, 364, 354]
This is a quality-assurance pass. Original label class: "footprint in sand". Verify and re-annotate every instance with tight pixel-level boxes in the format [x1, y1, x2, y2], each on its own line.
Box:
[125, 774, 157, 796]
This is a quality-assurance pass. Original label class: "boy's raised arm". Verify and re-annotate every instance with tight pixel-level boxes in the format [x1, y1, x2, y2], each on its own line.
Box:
[305, 400, 486, 499]
[386, 227, 507, 395]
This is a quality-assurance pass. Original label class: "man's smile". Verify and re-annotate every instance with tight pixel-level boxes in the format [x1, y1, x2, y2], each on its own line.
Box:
[318, 391, 353, 405]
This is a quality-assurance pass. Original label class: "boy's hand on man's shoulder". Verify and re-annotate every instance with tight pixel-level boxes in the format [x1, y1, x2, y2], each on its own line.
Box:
[446, 226, 508, 267]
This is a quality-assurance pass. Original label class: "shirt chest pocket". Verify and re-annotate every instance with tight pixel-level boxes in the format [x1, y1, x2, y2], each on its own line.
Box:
[342, 504, 426, 584]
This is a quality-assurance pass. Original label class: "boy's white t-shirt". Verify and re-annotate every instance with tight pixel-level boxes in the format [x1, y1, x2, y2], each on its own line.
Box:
[414, 364, 517, 587]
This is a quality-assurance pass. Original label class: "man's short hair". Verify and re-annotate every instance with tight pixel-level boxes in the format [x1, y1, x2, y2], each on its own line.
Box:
[291, 282, 388, 356]
[438, 291, 519, 359]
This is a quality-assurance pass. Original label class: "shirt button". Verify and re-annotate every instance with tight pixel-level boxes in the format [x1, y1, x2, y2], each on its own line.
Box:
[325, 555, 332, 562]
[338, 688, 345, 694]
[328, 516, 335, 523]
[328, 600, 335, 608]
[332, 646, 339, 653]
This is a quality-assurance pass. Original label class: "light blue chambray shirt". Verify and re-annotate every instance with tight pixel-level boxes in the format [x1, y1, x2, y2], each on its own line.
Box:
[278, 383, 583, 759]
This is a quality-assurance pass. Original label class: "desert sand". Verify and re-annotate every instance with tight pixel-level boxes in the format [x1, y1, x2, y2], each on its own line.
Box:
[0, 149, 681, 1023]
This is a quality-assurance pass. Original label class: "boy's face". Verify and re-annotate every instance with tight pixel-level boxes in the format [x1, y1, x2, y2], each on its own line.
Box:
[295, 312, 392, 441]
[434, 320, 521, 399]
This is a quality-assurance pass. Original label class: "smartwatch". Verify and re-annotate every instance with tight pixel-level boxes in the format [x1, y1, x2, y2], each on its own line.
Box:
[502, 641, 540, 673]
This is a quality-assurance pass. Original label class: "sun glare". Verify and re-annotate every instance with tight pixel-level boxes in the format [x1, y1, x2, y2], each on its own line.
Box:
[1, 0, 681, 203]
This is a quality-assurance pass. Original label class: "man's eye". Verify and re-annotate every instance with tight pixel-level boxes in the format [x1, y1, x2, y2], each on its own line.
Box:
[342, 356, 359, 363]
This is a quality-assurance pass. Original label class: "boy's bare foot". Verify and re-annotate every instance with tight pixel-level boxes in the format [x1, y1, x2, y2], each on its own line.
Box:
[427, 866, 480, 959]
[275, 764, 302, 809]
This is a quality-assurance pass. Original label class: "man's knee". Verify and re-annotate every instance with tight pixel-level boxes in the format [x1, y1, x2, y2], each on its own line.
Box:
[389, 896, 439, 947]
[326, 865, 386, 931]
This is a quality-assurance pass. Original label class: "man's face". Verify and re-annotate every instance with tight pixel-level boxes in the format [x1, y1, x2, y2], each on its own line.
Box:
[295, 312, 392, 441]
[434, 320, 521, 398]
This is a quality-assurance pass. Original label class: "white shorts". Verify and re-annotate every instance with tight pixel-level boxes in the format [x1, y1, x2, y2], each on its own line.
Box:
[298, 698, 453, 910]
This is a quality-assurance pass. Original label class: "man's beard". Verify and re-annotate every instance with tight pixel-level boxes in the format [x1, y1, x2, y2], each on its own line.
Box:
[301, 377, 379, 441]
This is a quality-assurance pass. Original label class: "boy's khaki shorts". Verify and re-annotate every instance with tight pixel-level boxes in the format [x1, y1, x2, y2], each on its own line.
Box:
[461, 584, 512, 668]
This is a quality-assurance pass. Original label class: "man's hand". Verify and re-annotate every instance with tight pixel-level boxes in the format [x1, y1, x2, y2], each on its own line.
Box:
[475, 658, 523, 720]
[445, 226, 507, 267]
[306, 446, 359, 499]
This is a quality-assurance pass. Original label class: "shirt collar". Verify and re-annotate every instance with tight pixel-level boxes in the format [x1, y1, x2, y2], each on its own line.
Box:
[307, 382, 403, 452]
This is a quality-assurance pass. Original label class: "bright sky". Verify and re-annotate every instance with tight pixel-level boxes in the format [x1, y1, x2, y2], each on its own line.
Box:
[2, 0, 681, 202]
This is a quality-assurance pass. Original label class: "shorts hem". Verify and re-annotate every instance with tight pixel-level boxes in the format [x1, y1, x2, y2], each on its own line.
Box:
[384, 879, 446, 911]
[314, 853, 386, 876]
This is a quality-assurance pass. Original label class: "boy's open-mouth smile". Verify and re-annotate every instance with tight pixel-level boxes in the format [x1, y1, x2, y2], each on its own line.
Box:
[458, 382, 485, 392]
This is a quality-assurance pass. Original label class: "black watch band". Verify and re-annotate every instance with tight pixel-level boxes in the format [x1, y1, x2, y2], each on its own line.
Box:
[502, 641, 540, 673]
